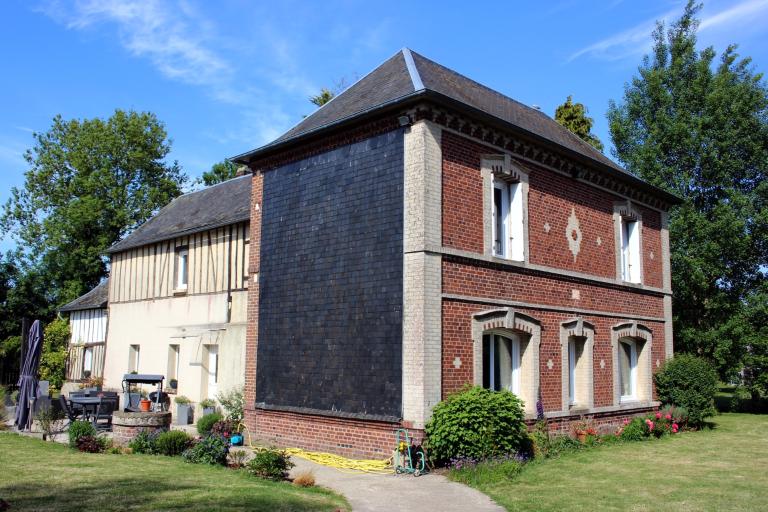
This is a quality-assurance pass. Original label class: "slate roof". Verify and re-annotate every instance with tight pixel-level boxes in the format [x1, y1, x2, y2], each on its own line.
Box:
[59, 280, 109, 312]
[107, 174, 251, 254]
[232, 48, 679, 204]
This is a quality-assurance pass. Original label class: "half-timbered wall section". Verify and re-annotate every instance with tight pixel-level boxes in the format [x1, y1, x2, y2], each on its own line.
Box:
[109, 222, 250, 303]
[70, 309, 108, 344]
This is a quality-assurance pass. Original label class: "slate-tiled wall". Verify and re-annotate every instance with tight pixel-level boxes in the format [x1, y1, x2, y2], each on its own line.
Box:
[256, 130, 404, 419]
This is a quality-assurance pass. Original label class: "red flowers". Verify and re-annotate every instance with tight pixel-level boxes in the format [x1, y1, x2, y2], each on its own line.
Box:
[655, 412, 662, 420]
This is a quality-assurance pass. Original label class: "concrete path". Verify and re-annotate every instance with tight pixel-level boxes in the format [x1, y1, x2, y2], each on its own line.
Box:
[289, 457, 504, 512]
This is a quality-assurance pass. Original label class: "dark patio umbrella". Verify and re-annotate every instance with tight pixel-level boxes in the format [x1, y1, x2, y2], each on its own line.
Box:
[14, 320, 44, 430]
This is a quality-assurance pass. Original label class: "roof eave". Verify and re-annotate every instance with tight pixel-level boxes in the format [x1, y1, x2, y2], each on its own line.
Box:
[105, 214, 251, 255]
[419, 90, 683, 206]
[232, 90, 681, 207]
[230, 91, 428, 166]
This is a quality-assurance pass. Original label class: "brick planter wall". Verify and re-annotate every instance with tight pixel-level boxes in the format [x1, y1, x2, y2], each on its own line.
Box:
[112, 411, 171, 446]
[244, 407, 420, 459]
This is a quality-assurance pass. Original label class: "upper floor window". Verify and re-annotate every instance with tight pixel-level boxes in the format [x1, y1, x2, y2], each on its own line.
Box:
[615, 202, 643, 284]
[486, 155, 526, 261]
[620, 217, 640, 283]
[175, 247, 189, 291]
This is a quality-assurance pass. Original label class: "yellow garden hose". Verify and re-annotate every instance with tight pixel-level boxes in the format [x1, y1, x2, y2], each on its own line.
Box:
[237, 422, 393, 474]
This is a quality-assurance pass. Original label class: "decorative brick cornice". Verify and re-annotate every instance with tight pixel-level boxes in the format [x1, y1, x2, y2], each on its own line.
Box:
[410, 103, 674, 211]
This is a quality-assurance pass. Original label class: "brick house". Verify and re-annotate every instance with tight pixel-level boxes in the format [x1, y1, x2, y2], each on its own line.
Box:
[233, 49, 680, 458]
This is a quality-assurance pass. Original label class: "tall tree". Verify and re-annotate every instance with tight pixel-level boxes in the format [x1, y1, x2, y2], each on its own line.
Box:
[309, 88, 335, 107]
[199, 160, 239, 186]
[1, 110, 186, 305]
[608, 1, 768, 385]
[555, 95, 604, 151]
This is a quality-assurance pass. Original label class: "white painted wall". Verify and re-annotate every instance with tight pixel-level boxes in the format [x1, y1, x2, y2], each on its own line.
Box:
[103, 290, 247, 417]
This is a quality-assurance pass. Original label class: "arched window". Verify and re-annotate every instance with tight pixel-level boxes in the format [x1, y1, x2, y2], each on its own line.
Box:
[560, 318, 595, 411]
[482, 332, 522, 394]
[472, 308, 540, 415]
[618, 337, 638, 400]
[612, 322, 653, 405]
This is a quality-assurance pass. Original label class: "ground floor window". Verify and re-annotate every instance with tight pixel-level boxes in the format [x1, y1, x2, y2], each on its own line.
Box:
[619, 337, 638, 401]
[482, 332, 521, 394]
[568, 336, 586, 405]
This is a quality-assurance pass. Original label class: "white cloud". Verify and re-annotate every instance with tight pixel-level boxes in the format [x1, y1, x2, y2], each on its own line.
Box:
[569, 0, 768, 62]
[0, 137, 28, 169]
[42, 0, 234, 98]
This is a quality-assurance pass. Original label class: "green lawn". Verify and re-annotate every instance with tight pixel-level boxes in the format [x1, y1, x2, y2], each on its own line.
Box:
[0, 434, 348, 512]
[454, 413, 767, 511]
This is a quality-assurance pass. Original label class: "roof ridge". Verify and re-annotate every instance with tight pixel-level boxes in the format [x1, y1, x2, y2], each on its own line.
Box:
[245, 49, 414, 159]
[401, 48, 424, 91]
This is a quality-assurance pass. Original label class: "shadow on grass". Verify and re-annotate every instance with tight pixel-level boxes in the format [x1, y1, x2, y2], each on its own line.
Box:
[1, 477, 331, 512]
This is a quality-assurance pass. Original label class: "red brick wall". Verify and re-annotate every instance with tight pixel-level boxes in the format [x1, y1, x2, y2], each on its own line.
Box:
[639, 206, 663, 289]
[442, 259, 665, 319]
[244, 408, 415, 459]
[442, 131, 484, 252]
[440, 130, 666, 288]
[441, 297, 666, 412]
[527, 166, 617, 279]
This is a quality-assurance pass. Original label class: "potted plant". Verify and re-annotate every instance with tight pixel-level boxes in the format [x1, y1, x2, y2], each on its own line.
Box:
[200, 398, 217, 416]
[573, 419, 597, 443]
[175, 395, 193, 425]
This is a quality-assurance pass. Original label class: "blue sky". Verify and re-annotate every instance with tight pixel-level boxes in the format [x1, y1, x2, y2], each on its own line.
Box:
[1, 0, 767, 252]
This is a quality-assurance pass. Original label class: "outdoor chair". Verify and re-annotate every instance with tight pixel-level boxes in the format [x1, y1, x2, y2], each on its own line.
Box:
[94, 397, 117, 431]
[59, 395, 81, 425]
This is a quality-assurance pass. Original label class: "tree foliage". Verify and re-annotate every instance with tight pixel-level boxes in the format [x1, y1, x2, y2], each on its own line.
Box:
[309, 88, 335, 107]
[554, 95, 604, 151]
[608, 1, 768, 383]
[38, 317, 70, 391]
[199, 160, 239, 186]
[1, 110, 186, 305]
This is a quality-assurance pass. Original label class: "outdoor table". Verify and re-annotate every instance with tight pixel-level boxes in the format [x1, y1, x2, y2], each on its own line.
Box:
[69, 396, 103, 427]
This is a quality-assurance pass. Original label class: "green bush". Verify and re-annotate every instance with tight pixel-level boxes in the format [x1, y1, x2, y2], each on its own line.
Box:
[197, 412, 223, 436]
[425, 386, 527, 464]
[654, 354, 718, 428]
[128, 429, 163, 454]
[217, 387, 244, 425]
[154, 430, 193, 456]
[182, 434, 229, 465]
[619, 417, 649, 441]
[246, 448, 295, 481]
[68, 420, 96, 448]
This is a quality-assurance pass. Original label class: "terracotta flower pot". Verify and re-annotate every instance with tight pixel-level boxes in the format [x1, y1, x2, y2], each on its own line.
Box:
[577, 432, 587, 444]
[139, 399, 151, 412]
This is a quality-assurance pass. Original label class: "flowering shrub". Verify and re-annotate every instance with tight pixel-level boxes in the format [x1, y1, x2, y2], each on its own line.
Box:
[616, 408, 687, 440]
[210, 419, 236, 438]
